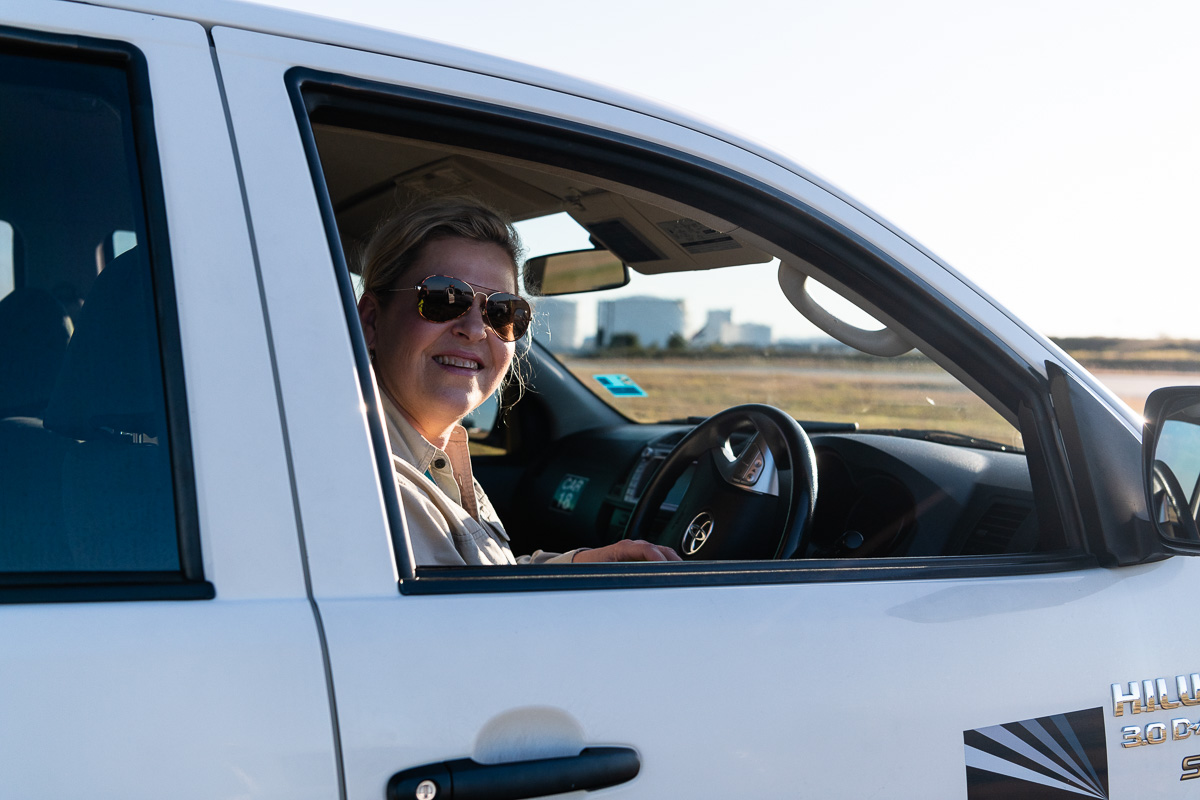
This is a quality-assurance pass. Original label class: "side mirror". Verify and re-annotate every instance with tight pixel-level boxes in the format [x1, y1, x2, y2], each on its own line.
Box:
[524, 249, 629, 296]
[1143, 387, 1200, 544]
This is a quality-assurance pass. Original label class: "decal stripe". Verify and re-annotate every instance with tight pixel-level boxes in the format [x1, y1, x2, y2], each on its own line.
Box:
[973, 724, 1100, 796]
[964, 708, 1108, 800]
[1020, 718, 1104, 796]
[1052, 712, 1105, 792]
[964, 746, 1105, 799]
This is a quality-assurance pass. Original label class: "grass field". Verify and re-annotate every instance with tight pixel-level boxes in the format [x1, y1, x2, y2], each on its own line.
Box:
[562, 356, 1024, 446]
[559, 352, 1200, 448]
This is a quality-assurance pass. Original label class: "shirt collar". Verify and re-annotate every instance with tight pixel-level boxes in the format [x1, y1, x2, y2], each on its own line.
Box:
[379, 389, 439, 474]
[378, 387, 480, 520]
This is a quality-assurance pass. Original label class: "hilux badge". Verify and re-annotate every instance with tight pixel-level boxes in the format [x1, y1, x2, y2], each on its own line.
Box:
[682, 512, 714, 555]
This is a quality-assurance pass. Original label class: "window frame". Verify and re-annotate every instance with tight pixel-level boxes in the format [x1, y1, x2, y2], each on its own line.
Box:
[0, 25, 209, 603]
[287, 68, 1088, 594]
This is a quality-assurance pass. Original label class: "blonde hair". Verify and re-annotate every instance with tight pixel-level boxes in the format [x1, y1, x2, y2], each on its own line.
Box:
[359, 196, 532, 403]
[359, 196, 523, 296]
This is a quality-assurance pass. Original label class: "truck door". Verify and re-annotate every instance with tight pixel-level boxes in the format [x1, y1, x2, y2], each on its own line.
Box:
[213, 23, 1200, 799]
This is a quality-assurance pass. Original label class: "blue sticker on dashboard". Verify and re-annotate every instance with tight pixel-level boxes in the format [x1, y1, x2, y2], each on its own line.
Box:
[593, 374, 646, 397]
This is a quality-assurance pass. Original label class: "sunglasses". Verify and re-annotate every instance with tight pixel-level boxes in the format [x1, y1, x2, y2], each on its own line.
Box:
[388, 274, 533, 342]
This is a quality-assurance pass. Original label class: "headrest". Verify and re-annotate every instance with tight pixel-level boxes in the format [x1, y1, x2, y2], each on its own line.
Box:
[0, 287, 72, 417]
[43, 248, 167, 440]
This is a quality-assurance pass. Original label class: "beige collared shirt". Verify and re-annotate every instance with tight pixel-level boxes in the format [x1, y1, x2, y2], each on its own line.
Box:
[380, 391, 577, 566]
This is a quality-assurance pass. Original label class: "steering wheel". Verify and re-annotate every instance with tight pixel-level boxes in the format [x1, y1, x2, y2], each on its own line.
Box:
[624, 404, 817, 560]
[1152, 459, 1200, 542]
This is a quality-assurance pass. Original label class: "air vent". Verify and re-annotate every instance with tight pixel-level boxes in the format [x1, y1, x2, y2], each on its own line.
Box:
[962, 502, 1030, 555]
[623, 431, 688, 503]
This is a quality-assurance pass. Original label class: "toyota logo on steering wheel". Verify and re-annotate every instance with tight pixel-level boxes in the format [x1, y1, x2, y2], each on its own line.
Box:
[682, 512, 714, 555]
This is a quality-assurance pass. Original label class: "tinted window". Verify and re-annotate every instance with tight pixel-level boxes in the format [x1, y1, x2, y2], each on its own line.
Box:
[0, 45, 180, 576]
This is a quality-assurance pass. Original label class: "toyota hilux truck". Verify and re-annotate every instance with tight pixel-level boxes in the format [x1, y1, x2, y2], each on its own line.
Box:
[2, 2, 1199, 798]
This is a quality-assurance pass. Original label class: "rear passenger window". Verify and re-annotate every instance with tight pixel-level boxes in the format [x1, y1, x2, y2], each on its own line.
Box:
[0, 36, 201, 595]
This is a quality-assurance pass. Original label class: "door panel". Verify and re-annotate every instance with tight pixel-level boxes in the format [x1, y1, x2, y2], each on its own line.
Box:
[319, 563, 1193, 798]
[213, 25, 1199, 799]
[2, 602, 335, 796]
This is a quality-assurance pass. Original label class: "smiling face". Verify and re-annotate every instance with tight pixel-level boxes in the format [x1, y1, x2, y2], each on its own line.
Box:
[359, 236, 518, 446]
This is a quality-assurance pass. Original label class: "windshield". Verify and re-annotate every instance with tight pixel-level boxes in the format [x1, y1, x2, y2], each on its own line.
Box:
[516, 213, 1023, 450]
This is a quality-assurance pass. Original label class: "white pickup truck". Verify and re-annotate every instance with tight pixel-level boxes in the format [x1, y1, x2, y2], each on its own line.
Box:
[3, 2, 1199, 798]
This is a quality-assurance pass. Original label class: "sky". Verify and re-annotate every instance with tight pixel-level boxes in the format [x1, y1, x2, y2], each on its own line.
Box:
[254, 0, 1198, 341]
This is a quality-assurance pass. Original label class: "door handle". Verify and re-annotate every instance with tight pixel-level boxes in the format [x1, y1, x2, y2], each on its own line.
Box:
[387, 746, 640, 800]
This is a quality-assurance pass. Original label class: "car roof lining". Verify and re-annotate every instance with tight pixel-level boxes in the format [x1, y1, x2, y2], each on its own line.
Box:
[313, 123, 772, 277]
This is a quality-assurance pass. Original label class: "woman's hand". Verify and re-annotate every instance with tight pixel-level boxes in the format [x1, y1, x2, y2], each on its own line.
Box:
[572, 540, 682, 563]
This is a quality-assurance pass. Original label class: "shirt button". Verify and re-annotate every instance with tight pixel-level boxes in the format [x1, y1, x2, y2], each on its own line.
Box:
[433, 458, 447, 470]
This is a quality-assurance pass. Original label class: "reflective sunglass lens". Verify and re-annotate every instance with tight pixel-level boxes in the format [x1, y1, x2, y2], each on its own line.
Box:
[414, 276, 532, 341]
[417, 276, 474, 322]
[485, 295, 532, 341]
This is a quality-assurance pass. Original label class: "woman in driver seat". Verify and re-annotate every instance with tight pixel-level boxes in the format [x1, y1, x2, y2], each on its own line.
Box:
[356, 196, 680, 566]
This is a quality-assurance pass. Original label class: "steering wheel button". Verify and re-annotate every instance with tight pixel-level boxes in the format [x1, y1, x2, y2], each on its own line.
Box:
[742, 452, 765, 482]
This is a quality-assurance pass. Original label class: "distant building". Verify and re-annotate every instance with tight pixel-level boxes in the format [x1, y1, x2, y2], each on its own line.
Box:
[597, 296, 685, 349]
[692, 309, 772, 347]
[728, 322, 771, 347]
[691, 309, 732, 347]
[531, 297, 579, 351]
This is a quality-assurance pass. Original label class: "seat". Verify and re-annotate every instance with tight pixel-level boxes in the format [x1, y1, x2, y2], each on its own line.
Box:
[44, 249, 166, 443]
[34, 248, 179, 572]
[0, 288, 74, 570]
[0, 287, 72, 418]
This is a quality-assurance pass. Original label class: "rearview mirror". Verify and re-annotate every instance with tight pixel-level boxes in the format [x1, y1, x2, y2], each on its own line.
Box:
[524, 249, 629, 296]
[1143, 387, 1200, 544]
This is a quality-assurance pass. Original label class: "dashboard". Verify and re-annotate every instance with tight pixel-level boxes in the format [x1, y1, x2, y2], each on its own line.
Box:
[506, 423, 1042, 560]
